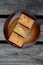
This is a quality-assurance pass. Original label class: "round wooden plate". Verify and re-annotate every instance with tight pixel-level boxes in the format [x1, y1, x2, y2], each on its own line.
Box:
[3, 11, 40, 48]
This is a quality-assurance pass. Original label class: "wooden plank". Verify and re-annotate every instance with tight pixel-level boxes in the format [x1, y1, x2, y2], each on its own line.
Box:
[0, 0, 43, 15]
[0, 18, 6, 40]
[0, 44, 43, 65]
[0, 18, 43, 41]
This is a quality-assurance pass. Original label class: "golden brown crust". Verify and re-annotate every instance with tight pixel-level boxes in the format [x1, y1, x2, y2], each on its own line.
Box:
[18, 14, 35, 29]
[14, 23, 31, 38]
[9, 32, 25, 47]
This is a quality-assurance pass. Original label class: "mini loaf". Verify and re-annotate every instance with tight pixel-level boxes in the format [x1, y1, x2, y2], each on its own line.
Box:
[14, 23, 30, 38]
[9, 32, 25, 47]
[18, 14, 35, 29]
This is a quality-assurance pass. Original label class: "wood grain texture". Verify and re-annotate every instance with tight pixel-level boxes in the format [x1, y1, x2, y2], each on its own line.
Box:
[0, 44, 43, 65]
[0, 0, 43, 15]
[0, 0, 43, 65]
[0, 18, 6, 40]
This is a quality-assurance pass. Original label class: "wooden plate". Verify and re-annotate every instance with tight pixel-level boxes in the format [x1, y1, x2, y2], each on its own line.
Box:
[3, 11, 40, 48]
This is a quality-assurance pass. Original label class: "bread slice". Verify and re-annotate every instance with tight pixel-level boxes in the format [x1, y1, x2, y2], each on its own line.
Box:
[18, 14, 35, 29]
[14, 23, 30, 38]
[9, 32, 25, 47]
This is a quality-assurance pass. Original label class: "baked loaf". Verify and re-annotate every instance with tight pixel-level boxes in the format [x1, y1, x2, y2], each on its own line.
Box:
[18, 14, 35, 29]
[9, 32, 25, 47]
[14, 23, 30, 38]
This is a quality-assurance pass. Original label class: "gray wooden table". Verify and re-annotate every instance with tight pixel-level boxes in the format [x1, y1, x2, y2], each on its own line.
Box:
[0, 0, 43, 65]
